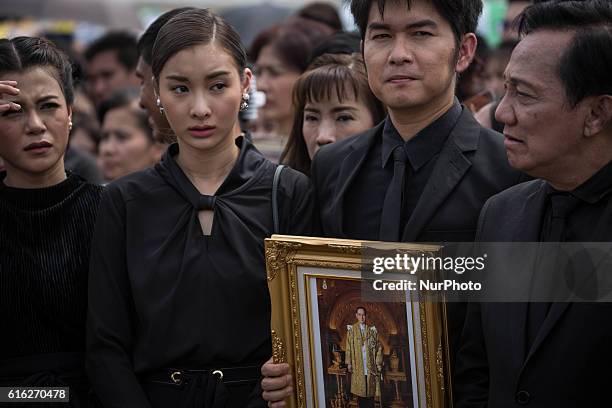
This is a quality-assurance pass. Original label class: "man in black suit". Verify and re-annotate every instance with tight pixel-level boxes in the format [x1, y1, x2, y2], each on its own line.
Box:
[262, 0, 522, 404]
[455, 1, 612, 407]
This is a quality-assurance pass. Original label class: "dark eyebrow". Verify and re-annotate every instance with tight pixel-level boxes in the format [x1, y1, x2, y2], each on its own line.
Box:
[368, 19, 438, 32]
[165, 74, 189, 82]
[38, 95, 60, 103]
[367, 22, 390, 32]
[331, 106, 359, 113]
[165, 71, 231, 82]
[206, 70, 231, 80]
[407, 19, 438, 30]
[504, 74, 538, 91]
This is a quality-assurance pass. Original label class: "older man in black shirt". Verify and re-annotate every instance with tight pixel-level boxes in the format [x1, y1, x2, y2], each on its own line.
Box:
[455, 1, 612, 407]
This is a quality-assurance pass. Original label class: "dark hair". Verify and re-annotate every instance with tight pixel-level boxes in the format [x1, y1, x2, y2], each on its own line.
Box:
[249, 17, 334, 72]
[152, 8, 247, 80]
[281, 53, 385, 176]
[97, 88, 154, 142]
[70, 112, 101, 151]
[311, 31, 361, 62]
[84, 31, 138, 71]
[356, 306, 367, 315]
[137, 7, 196, 66]
[297, 2, 343, 31]
[517, 0, 612, 107]
[350, 0, 483, 44]
[0, 36, 74, 105]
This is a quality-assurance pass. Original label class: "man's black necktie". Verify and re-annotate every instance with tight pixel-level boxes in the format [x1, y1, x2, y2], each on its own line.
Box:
[526, 193, 580, 349]
[379, 146, 408, 241]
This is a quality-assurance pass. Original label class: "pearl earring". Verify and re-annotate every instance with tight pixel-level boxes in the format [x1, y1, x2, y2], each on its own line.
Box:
[156, 97, 165, 115]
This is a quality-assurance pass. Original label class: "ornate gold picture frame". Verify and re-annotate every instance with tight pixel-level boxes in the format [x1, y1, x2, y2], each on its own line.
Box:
[265, 235, 451, 408]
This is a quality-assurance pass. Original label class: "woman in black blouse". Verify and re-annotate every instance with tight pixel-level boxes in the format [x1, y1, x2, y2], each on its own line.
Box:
[0, 37, 104, 406]
[86, 8, 315, 408]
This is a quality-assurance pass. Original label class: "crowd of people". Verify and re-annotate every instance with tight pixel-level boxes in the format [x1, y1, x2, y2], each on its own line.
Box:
[0, 0, 611, 407]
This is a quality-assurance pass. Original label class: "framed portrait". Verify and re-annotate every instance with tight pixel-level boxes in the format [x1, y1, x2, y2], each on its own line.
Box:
[265, 235, 451, 408]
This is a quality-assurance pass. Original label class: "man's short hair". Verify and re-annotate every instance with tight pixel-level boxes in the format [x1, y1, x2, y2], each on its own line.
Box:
[349, 0, 483, 44]
[518, 0, 612, 107]
[355, 306, 367, 315]
[137, 7, 195, 66]
[85, 31, 138, 71]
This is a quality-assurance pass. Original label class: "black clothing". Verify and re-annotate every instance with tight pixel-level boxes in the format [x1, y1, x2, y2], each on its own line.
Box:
[343, 101, 461, 240]
[455, 161, 612, 408]
[64, 146, 102, 185]
[87, 136, 315, 407]
[312, 104, 523, 389]
[0, 172, 104, 406]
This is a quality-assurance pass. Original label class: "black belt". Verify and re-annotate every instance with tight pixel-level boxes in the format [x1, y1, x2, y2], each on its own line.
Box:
[144, 365, 261, 387]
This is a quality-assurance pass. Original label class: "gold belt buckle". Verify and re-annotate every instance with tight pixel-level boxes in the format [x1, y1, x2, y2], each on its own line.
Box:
[170, 370, 182, 384]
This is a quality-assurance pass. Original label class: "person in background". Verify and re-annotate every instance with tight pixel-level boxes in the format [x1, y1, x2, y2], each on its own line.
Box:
[457, 34, 492, 113]
[281, 53, 385, 176]
[98, 89, 163, 183]
[249, 17, 334, 162]
[475, 40, 519, 132]
[136, 7, 195, 144]
[84, 31, 140, 107]
[87, 8, 315, 407]
[0, 36, 104, 407]
[69, 111, 101, 156]
[297, 1, 343, 32]
[311, 31, 361, 61]
[502, 0, 532, 42]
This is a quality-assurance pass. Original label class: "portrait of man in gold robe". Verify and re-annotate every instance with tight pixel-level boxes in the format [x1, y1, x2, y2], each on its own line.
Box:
[345, 306, 383, 407]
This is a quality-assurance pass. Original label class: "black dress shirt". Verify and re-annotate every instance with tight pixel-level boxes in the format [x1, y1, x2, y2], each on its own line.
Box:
[87, 136, 315, 407]
[343, 100, 462, 240]
[540, 160, 612, 242]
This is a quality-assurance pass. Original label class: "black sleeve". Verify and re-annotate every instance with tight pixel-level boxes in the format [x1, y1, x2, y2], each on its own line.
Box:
[453, 302, 489, 408]
[454, 200, 491, 408]
[279, 169, 318, 236]
[86, 185, 152, 408]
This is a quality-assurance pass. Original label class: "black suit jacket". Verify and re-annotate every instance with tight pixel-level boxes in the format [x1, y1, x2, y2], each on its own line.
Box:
[455, 180, 612, 407]
[312, 108, 522, 243]
[311, 108, 523, 374]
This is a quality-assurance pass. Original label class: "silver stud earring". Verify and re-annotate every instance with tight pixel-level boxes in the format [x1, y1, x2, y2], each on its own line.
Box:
[156, 97, 165, 115]
[240, 93, 250, 111]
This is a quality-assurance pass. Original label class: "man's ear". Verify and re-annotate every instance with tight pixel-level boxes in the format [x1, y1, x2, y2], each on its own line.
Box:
[242, 67, 253, 94]
[583, 94, 612, 137]
[455, 33, 478, 74]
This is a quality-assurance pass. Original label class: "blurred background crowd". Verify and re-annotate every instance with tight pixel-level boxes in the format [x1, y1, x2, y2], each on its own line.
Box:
[0, 0, 530, 183]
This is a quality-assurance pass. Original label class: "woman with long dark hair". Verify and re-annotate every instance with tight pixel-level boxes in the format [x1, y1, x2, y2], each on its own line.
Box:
[87, 8, 315, 407]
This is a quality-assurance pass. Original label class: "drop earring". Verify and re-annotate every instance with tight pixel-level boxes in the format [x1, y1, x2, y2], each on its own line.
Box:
[156, 97, 165, 115]
[240, 93, 250, 111]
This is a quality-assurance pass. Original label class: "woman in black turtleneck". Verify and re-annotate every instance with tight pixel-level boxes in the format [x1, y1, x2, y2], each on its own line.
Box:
[0, 37, 103, 406]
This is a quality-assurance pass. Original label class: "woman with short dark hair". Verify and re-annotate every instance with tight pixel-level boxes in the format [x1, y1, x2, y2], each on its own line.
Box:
[249, 18, 333, 161]
[281, 53, 386, 176]
[0, 36, 104, 406]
